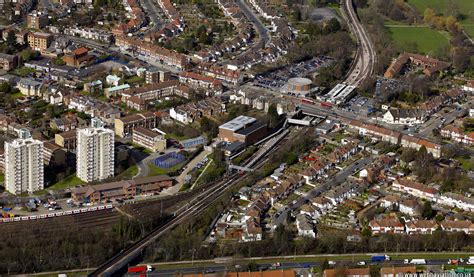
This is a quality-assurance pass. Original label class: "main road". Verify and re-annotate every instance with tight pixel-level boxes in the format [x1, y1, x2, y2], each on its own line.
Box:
[340, 0, 376, 86]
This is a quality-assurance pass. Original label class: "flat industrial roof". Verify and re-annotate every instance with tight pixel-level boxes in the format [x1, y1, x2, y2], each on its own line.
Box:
[236, 122, 266, 136]
[219, 115, 256, 132]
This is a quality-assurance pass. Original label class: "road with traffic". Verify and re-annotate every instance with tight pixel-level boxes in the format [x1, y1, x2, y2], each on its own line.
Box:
[137, 253, 474, 276]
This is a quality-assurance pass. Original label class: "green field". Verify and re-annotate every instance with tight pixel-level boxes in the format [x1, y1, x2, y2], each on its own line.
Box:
[407, 0, 474, 23]
[387, 26, 450, 54]
[48, 174, 84, 190]
[463, 25, 474, 36]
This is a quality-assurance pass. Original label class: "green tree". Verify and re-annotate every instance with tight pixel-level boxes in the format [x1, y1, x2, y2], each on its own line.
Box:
[6, 30, 16, 47]
[422, 201, 435, 219]
[267, 104, 279, 128]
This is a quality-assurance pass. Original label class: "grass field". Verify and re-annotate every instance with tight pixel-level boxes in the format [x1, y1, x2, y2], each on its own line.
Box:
[387, 26, 450, 54]
[48, 174, 83, 190]
[463, 25, 474, 36]
[407, 0, 474, 23]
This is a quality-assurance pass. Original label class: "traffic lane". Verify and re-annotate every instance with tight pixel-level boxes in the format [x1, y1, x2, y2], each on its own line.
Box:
[147, 259, 458, 276]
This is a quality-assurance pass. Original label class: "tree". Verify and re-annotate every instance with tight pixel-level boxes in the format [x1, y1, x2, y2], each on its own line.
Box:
[423, 8, 435, 24]
[19, 49, 40, 62]
[422, 201, 435, 219]
[325, 18, 341, 34]
[6, 30, 16, 47]
[267, 104, 280, 128]
[400, 148, 416, 164]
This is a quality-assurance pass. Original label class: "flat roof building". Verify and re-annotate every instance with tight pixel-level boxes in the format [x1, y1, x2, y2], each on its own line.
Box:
[219, 115, 267, 146]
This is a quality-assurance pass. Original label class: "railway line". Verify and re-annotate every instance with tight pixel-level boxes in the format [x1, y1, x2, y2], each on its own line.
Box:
[341, 0, 376, 86]
[88, 129, 292, 276]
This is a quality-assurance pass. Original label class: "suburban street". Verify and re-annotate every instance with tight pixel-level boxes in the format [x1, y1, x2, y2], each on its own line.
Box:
[272, 156, 373, 227]
[235, 0, 270, 46]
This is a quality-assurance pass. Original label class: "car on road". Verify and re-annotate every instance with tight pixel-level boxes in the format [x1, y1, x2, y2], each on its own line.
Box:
[328, 261, 336, 265]
[357, 261, 366, 266]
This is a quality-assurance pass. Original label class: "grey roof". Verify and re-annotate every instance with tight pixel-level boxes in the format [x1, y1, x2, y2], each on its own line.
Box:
[219, 115, 256, 132]
[236, 122, 266, 136]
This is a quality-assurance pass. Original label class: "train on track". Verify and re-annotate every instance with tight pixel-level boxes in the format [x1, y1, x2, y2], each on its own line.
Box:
[0, 204, 114, 223]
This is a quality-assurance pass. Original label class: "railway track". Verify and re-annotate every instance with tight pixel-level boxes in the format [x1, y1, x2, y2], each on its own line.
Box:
[341, 0, 376, 86]
[88, 129, 291, 276]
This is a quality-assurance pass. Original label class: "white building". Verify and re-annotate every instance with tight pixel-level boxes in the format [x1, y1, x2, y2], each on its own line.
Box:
[169, 107, 192, 124]
[4, 138, 44, 194]
[76, 127, 115, 182]
[382, 109, 425, 126]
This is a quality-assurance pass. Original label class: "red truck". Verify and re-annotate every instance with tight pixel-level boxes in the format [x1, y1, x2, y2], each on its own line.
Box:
[128, 265, 152, 273]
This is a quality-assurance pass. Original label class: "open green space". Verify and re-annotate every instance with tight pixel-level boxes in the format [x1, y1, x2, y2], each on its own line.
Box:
[148, 161, 185, 176]
[48, 174, 84, 190]
[387, 25, 450, 54]
[407, 0, 474, 23]
[11, 67, 36, 77]
[119, 165, 139, 179]
[463, 25, 474, 37]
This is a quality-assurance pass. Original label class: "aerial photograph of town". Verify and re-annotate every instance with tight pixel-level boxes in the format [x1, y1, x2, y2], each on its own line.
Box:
[0, 0, 473, 276]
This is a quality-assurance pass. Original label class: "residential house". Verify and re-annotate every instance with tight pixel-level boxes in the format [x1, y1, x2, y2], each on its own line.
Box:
[392, 178, 438, 201]
[323, 268, 370, 277]
[440, 220, 474, 234]
[405, 220, 438, 234]
[0, 53, 18, 71]
[132, 127, 167, 152]
[441, 125, 474, 145]
[380, 266, 417, 277]
[382, 108, 425, 125]
[369, 216, 404, 234]
[438, 192, 474, 212]
[55, 129, 77, 151]
[17, 78, 42, 96]
[296, 214, 316, 238]
[114, 112, 157, 137]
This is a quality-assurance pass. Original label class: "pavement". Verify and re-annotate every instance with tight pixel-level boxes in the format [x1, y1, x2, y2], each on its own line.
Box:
[271, 156, 373, 227]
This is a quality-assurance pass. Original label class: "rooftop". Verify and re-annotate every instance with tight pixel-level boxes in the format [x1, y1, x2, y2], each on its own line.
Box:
[220, 115, 256, 132]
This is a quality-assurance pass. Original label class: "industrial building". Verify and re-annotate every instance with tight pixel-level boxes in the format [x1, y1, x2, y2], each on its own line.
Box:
[218, 115, 267, 145]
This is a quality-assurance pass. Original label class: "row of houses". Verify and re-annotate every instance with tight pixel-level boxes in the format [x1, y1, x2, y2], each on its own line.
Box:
[144, 0, 186, 43]
[345, 119, 442, 158]
[299, 140, 360, 183]
[441, 124, 474, 145]
[115, 36, 189, 70]
[369, 215, 474, 235]
[213, 173, 304, 242]
[71, 175, 173, 203]
[391, 178, 474, 212]
[112, 0, 147, 36]
[169, 97, 226, 124]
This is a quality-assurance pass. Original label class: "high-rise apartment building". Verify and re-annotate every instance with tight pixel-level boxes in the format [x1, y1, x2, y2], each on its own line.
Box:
[76, 127, 115, 182]
[4, 138, 44, 194]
